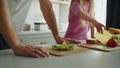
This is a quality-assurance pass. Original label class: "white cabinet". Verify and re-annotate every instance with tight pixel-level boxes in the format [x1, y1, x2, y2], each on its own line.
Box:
[25, 0, 70, 31]
[52, 0, 70, 24]
[20, 0, 69, 45]
[19, 30, 65, 45]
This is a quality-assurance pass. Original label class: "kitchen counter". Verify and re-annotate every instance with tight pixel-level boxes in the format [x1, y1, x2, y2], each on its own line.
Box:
[0, 44, 120, 68]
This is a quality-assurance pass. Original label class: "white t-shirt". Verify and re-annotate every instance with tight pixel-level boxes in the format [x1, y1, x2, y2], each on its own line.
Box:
[7, 0, 32, 34]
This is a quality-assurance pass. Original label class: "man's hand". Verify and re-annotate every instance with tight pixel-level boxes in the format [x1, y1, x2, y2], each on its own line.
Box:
[55, 36, 81, 44]
[12, 45, 49, 58]
[64, 38, 81, 44]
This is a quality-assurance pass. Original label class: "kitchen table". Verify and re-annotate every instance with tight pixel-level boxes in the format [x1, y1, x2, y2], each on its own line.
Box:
[0, 44, 120, 68]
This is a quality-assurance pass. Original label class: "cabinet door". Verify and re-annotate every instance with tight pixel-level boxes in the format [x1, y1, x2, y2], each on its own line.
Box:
[19, 32, 65, 45]
[26, 36, 56, 45]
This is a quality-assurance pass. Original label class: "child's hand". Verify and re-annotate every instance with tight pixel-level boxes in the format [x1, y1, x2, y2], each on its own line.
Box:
[93, 21, 106, 34]
[55, 36, 81, 44]
[91, 34, 95, 38]
[63, 38, 81, 44]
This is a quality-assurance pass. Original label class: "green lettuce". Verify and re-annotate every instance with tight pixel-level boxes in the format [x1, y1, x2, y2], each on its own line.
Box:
[52, 41, 75, 51]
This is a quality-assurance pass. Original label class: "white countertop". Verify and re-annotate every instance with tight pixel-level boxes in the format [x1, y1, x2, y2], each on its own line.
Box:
[1, 44, 120, 68]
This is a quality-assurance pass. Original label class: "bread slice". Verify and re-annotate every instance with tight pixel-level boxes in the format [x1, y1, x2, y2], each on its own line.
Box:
[108, 28, 120, 34]
[86, 38, 98, 44]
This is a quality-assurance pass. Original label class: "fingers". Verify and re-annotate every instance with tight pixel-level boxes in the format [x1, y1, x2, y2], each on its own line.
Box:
[101, 24, 106, 33]
[29, 50, 41, 58]
[56, 37, 81, 44]
[97, 27, 103, 34]
[56, 37, 70, 44]
[64, 39, 70, 44]
[102, 25, 106, 29]
[36, 47, 49, 57]
[13, 45, 49, 58]
[96, 24, 106, 34]
[16, 48, 41, 58]
[69, 39, 81, 44]
[30, 47, 49, 58]
[64, 38, 81, 44]
[74, 40, 81, 44]
[23, 46, 49, 58]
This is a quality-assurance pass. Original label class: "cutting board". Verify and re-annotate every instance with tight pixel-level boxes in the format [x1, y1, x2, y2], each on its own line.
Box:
[78, 43, 120, 52]
[46, 46, 88, 56]
[95, 30, 113, 45]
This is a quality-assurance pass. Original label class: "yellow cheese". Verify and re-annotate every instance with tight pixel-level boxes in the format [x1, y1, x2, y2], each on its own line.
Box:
[95, 30, 113, 45]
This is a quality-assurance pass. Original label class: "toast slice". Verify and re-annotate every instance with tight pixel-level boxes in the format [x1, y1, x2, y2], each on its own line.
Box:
[108, 27, 120, 34]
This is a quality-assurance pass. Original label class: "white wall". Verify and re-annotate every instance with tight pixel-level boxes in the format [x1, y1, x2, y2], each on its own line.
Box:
[25, 0, 59, 30]
[94, 0, 107, 25]
[25, 0, 107, 31]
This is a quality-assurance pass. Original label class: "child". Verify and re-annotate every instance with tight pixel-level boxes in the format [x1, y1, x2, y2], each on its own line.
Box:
[64, 0, 104, 40]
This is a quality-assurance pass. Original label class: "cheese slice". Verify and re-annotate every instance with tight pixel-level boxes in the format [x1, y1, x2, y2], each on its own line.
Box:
[95, 30, 113, 45]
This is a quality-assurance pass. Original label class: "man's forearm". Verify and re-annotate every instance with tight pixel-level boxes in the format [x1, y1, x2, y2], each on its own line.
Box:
[0, 0, 21, 49]
[39, 0, 60, 40]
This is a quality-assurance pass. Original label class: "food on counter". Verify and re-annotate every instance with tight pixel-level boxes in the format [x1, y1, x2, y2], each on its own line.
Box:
[52, 41, 75, 51]
[86, 38, 98, 44]
[106, 38, 119, 47]
[108, 28, 120, 34]
[95, 30, 113, 45]
[105, 31, 120, 48]
[112, 34, 120, 44]
[94, 29, 120, 48]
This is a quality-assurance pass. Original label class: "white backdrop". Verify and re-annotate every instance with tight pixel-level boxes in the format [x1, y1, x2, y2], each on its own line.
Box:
[94, 0, 107, 25]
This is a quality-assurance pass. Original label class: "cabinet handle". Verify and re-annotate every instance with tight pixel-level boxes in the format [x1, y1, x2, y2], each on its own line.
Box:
[20, 39, 22, 43]
[40, 42, 49, 44]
